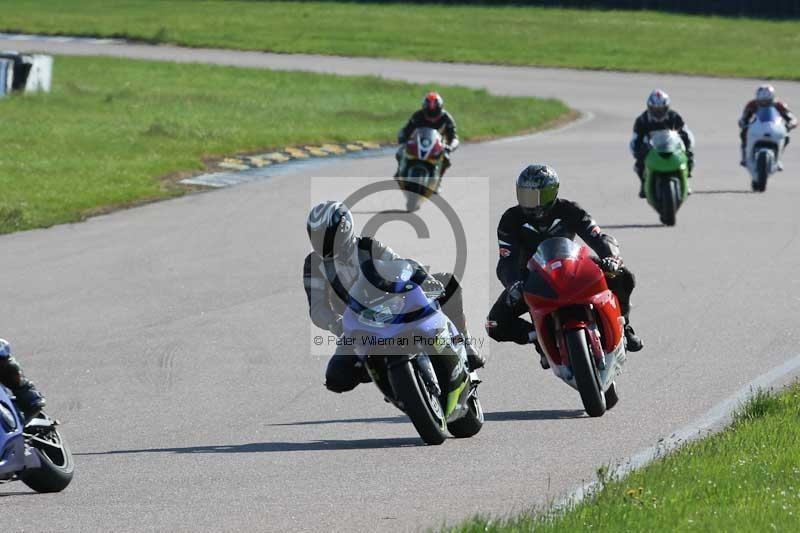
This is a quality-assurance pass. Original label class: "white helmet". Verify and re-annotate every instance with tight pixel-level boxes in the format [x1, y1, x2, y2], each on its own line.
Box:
[756, 85, 775, 107]
[306, 201, 356, 260]
[0, 339, 10, 357]
[647, 89, 670, 122]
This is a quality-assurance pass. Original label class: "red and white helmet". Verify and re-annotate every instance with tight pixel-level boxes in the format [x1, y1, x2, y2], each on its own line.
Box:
[422, 91, 444, 119]
[756, 85, 775, 107]
[647, 89, 670, 122]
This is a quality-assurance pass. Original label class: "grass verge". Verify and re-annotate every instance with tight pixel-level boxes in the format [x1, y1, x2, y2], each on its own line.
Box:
[2, 1, 800, 79]
[0, 55, 568, 234]
[447, 382, 800, 531]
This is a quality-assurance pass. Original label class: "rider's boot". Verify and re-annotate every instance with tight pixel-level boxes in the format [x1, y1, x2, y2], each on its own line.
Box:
[623, 318, 643, 352]
[638, 181, 646, 199]
[462, 329, 486, 371]
[740, 145, 747, 167]
[0, 356, 46, 421]
[528, 331, 549, 369]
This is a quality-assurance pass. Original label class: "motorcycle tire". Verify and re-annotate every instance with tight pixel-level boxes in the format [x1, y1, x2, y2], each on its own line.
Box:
[604, 382, 619, 410]
[21, 425, 74, 493]
[566, 329, 606, 418]
[447, 393, 483, 438]
[755, 151, 770, 192]
[388, 360, 447, 445]
[659, 179, 678, 226]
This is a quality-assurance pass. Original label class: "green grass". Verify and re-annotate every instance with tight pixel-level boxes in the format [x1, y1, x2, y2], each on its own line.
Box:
[2, 1, 800, 78]
[0, 55, 568, 234]
[447, 383, 800, 532]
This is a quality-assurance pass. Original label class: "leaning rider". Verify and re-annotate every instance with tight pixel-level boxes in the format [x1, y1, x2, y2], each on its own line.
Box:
[485, 165, 643, 369]
[395, 91, 459, 179]
[630, 89, 694, 198]
[0, 338, 47, 421]
[303, 201, 485, 393]
[738, 84, 797, 167]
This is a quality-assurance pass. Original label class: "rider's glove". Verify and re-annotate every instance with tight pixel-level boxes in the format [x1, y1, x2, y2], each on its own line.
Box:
[505, 280, 525, 307]
[600, 256, 623, 273]
[421, 276, 445, 298]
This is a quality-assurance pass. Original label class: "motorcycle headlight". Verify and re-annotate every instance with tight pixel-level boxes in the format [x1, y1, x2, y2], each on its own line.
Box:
[0, 402, 17, 431]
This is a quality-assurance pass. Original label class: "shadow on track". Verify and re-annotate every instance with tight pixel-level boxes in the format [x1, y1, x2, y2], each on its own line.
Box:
[270, 416, 406, 426]
[692, 189, 752, 195]
[273, 408, 584, 427]
[75, 437, 422, 456]
[484, 409, 585, 422]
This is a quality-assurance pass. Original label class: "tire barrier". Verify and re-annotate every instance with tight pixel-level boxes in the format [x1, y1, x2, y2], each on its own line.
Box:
[0, 52, 53, 94]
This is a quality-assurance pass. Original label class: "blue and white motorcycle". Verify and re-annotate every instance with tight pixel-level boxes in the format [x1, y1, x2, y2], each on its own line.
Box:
[0, 385, 73, 492]
[745, 106, 789, 192]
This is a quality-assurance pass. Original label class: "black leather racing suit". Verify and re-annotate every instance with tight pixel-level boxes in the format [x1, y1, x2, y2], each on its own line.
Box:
[630, 110, 694, 180]
[303, 236, 472, 392]
[396, 110, 458, 176]
[485, 201, 635, 345]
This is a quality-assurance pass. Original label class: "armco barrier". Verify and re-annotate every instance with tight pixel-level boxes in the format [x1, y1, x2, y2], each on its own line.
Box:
[0, 53, 52, 94]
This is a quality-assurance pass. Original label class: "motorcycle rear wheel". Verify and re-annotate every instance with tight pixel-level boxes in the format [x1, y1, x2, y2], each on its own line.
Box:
[388, 360, 447, 445]
[447, 394, 483, 438]
[604, 382, 619, 410]
[566, 329, 606, 417]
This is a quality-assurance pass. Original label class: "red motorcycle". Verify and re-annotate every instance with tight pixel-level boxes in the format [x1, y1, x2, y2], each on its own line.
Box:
[396, 127, 447, 212]
[523, 238, 627, 417]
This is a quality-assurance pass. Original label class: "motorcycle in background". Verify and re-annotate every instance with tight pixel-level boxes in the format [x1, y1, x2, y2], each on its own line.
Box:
[523, 238, 627, 417]
[342, 259, 483, 445]
[0, 385, 74, 492]
[745, 106, 788, 192]
[642, 129, 692, 226]
[396, 127, 447, 212]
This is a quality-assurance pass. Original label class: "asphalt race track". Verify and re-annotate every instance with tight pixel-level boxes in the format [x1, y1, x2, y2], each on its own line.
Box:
[2, 37, 800, 531]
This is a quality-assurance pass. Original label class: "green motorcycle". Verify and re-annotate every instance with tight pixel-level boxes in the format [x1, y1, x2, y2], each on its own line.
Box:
[643, 129, 691, 226]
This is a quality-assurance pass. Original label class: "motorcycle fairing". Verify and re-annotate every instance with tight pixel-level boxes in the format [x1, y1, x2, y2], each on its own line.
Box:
[523, 238, 624, 374]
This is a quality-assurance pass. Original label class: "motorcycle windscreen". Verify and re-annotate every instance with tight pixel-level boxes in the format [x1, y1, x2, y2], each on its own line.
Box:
[531, 237, 582, 270]
[756, 106, 781, 124]
[649, 129, 683, 153]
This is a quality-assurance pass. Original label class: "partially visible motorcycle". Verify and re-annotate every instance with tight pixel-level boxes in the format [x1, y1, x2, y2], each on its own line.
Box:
[642, 129, 691, 226]
[396, 127, 447, 212]
[745, 106, 788, 192]
[342, 259, 483, 445]
[0, 385, 74, 492]
[523, 238, 627, 417]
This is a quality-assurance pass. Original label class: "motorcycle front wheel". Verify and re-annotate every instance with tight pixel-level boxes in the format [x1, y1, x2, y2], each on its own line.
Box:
[754, 150, 770, 192]
[565, 329, 606, 418]
[21, 422, 74, 493]
[388, 360, 447, 445]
